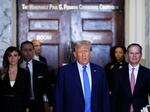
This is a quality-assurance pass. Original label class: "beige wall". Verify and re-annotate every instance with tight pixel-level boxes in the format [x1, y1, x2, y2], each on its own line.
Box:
[125, 0, 146, 66]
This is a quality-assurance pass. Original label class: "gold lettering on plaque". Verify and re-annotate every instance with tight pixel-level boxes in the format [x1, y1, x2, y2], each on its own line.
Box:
[36, 35, 52, 41]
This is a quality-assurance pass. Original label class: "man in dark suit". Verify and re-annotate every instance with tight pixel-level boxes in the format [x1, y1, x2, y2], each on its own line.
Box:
[20, 41, 52, 112]
[32, 39, 47, 65]
[55, 40, 110, 112]
[112, 43, 150, 112]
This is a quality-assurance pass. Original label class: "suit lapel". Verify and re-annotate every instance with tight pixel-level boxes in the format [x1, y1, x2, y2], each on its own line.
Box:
[32, 60, 35, 77]
[123, 66, 133, 96]
[31, 60, 36, 92]
[73, 62, 85, 100]
[90, 64, 99, 103]
[90, 63, 97, 101]
[133, 65, 142, 95]
[4, 74, 11, 88]
[32, 60, 37, 79]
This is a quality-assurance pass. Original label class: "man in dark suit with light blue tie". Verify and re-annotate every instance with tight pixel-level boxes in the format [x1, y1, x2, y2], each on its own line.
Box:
[55, 40, 110, 112]
[112, 43, 150, 112]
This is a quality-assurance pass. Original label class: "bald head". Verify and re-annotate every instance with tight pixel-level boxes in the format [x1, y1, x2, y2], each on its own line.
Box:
[32, 39, 41, 55]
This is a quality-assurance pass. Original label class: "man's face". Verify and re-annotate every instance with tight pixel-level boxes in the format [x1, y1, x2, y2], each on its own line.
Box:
[21, 43, 34, 61]
[73, 45, 91, 65]
[33, 41, 41, 55]
[127, 45, 142, 66]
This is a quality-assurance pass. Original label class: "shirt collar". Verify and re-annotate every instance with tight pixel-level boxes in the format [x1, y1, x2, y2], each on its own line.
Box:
[34, 55, 40, 61]
[77, 61, 90, 71]
[23, 59, 32, 65]
[129, 64, 140, 71]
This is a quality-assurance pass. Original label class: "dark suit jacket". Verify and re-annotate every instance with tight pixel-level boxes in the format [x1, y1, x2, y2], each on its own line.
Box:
[39, 55, 47, 65]
[21, 60, 52, 112]
[55, 62, 110, 112]
[112, 64, 150, 112]
[32, 60, 52, 103]
[0, 67, 30, 112]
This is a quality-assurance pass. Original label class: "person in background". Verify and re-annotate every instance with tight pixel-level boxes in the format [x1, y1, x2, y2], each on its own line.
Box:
[20, 41, 52, 112]
[112, 43, 150, 112]
[105, 45, 127, 95]
[32, 39, 51, 112]
[32, 39, 47, 65]
[55, 40, 110, 112]
[0, 46, 30, 112]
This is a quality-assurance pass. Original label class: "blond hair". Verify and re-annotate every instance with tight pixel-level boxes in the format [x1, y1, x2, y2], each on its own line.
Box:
[74, 40, 92, 51]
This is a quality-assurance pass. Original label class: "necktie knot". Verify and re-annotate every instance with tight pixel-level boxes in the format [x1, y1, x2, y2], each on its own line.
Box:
[83, 65, 87, 71]
[132, 67, 135, 71]
[26, 62, 29, 69]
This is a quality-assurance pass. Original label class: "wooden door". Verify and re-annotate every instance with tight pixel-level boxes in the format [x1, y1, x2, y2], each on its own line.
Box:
[17, 0, 124, 83]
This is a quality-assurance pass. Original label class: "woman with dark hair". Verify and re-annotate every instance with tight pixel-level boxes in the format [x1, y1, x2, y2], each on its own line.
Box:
[0, 46, 30, 112]
[105, 45, 128, 95]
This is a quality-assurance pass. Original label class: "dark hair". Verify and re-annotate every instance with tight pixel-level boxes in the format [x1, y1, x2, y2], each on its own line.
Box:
[20, 40, 34, 50]
[2, 46, 22, 79]
[110, 45, 126, 62]
[127, 43, 142, 54]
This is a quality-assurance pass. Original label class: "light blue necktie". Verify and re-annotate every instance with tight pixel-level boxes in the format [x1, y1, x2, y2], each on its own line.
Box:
[83, 65, 91, 112]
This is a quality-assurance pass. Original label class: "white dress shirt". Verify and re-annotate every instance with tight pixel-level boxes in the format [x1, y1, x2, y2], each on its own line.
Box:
[10, 81, 15, 87]
[128, 64, 140, 83]
[34, 55, 40, 61]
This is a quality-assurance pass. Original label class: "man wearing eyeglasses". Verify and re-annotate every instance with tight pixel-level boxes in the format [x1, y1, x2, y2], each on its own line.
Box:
[20, 41, 52, 112]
